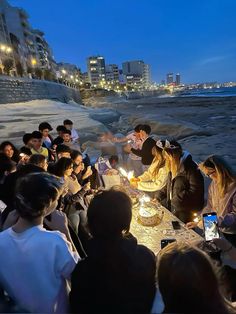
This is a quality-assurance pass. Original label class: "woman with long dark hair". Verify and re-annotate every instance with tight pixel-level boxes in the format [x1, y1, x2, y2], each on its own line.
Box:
[0, 141, 20, 164]
[155, 242, 235, 314]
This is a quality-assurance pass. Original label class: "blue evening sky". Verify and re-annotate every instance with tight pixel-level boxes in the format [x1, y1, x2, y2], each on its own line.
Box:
[10, 0, 236, 83]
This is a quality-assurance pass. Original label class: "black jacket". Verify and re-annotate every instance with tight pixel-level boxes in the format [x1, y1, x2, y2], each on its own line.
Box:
[157, 153, 204, 223]
[131, 137, 156, 165]
[69, 234, 156, 314]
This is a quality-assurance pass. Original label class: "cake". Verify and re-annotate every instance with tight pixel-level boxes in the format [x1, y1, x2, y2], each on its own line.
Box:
[138, 206, 160, 226]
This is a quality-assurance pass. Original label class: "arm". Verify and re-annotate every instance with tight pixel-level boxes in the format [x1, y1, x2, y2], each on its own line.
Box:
[138, 167, 168, 192]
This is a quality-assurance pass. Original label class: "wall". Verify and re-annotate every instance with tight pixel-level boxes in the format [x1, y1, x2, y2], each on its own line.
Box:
[0, 76, 81, 104]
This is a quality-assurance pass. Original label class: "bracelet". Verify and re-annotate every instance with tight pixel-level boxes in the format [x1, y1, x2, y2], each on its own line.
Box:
[223, 245, 233, 253]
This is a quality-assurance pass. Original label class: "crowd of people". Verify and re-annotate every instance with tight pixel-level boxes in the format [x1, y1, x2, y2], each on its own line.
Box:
[0, 120, 236, 313]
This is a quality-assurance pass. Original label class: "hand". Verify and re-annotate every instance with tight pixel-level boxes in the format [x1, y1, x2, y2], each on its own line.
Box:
[83, 182, 91, 191]
[44, 210, 68, 234]
[212, 237, 233, 251]
[83, 166, 93, 179]
[130, 177, 140, 183]
[186, 221, 198, 229]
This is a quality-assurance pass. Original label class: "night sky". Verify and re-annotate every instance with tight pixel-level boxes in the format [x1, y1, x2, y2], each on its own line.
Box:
[10, 0, 236, 83]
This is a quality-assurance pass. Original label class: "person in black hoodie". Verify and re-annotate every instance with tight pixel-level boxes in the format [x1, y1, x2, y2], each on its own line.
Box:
[157, 141, 204, 223]
[131, 124, 156, 168]
[69, 189, 156, 314]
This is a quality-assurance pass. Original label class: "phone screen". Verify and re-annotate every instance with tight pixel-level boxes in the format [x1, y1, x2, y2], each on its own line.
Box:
[161, 239, 176, 249]
[172, 220, 181, 230]
[203, 212, 219, 241]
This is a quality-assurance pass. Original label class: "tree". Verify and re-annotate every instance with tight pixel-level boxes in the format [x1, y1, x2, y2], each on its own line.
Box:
[27, 66, 33, 74]
[35, 68, 43, 79]
[16, 62, 24, 77]
[2, 58, 14, 75]
[43, 69, 55, 81]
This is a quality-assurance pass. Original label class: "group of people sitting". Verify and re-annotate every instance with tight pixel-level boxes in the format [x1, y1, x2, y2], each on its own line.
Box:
[0, 120, 236, 313]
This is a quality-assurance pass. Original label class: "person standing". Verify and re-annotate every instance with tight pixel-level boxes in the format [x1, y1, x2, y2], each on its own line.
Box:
[130, 124, 156, 171]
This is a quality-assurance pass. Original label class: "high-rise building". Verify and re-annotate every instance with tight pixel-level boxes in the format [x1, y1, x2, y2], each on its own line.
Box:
[166, 73, 174, 85]
[122, 60, 151, 87]
[0, 0, 55, 75]
[105, 64, 119, 82]
[87, 56, 106, 87]
[176, 73, 181, 86]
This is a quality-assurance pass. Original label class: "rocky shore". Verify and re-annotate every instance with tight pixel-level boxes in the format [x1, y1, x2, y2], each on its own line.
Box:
[1, 95, 236, 169]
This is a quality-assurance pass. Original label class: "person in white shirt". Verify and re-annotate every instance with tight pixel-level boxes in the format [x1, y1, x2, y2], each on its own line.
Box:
[63, 119, 79, 142]
[0, 172, 79, 313]
[113, 125, 143, 176]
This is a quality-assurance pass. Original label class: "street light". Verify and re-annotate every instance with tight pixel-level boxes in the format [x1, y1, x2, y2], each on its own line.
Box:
[31, 58, 37, 66]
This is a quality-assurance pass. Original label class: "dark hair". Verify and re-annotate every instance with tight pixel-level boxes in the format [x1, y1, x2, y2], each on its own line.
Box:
[0, 153, 16, 178]
[29, 154, 46, 166]
[31, 131, 43, 139]
[71, 150, 82, 161]
[0, 141, 20, 163]
[56, 125, 67, 133]
[20, 146, 32, 156]
[15, 173, 62, 220]
[63, 119, 73, 125]
[63, 129, 71, 136]
[134, 124, 142, 132]
[38, 122, 53, 131]
[22, 133, 33, 145]
[88, 190, 132, 238]
[139, 124, 151, 135]
[158, 243, 233, 314]
[53, 157, 73, 177]
[109, 155, 119, 163]
[56, 144, 71, 155]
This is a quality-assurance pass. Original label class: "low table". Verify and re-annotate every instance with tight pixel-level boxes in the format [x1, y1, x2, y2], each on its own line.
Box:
[130, 202, 203, 255]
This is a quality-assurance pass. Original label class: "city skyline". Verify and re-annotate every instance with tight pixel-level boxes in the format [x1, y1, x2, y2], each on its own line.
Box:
[10, 0, 236, 83]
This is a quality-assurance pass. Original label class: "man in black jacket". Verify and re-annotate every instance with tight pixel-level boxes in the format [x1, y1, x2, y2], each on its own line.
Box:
[131, 124, 156, 169]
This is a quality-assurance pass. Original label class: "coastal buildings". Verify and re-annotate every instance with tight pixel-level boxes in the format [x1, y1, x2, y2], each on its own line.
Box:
[176, 73, 181, 86]
[122, 60, 151, 88]
[87, 55, 106, 87]
[0, 0, 55, 76]
[166, 73, 174, 85]
[105, 64, 119, 83]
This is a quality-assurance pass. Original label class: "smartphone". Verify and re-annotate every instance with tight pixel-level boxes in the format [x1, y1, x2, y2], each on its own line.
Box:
[203, 212, 219, 241]
[161, 238, 176, 249]
[172, 220, 181, 230]
[0, 200, 7, 213]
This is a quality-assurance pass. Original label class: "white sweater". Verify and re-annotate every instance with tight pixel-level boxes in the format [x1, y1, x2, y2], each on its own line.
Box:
[138, 161, 168, 192]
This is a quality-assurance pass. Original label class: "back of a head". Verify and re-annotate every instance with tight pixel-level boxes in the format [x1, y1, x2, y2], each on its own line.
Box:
[158, 242, 229, 314]
[29, 154, 46, 167]
[56, 144, 71, 155]
[164, 140, 182, 157]
[15, 172, 62, 220]
[88, 189, 132, 239]
[31, 131, 43, 139]
[63, 119, 73, 126]
[23, 133, 33, 145]
[139, 124, 151, 135]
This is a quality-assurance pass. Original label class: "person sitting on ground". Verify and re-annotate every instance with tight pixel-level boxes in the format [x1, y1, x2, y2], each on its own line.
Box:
[20, 133, 33, 157]
[52, 125, 68, 146]
[71, 150, 93, 185]
[153, 242, 234, 314]
[130, 140, 168, 193]
[38, 122, 53, 149]
[62, 130, 81, 151]
[63, 119, 79, 143]
[113, 125, 143, 177]
[187, 155, 236, 236]
[0, 141, 20, 164]
[69, 189, 156, 314]
[28, 154, 48, 171]
[130, 124, 156, 170]
[157, 141, 204, 223]
[0, 172, 79, 313]
[31, 131, 49, 160]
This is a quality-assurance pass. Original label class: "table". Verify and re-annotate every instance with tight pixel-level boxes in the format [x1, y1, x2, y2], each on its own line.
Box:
[130, 202, 203, 255]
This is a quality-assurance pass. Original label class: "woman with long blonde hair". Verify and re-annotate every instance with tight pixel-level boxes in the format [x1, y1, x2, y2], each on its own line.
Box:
[187, 155, 236, 234]
[130, 140, 168, 192]
[157, 141, 204, 223]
